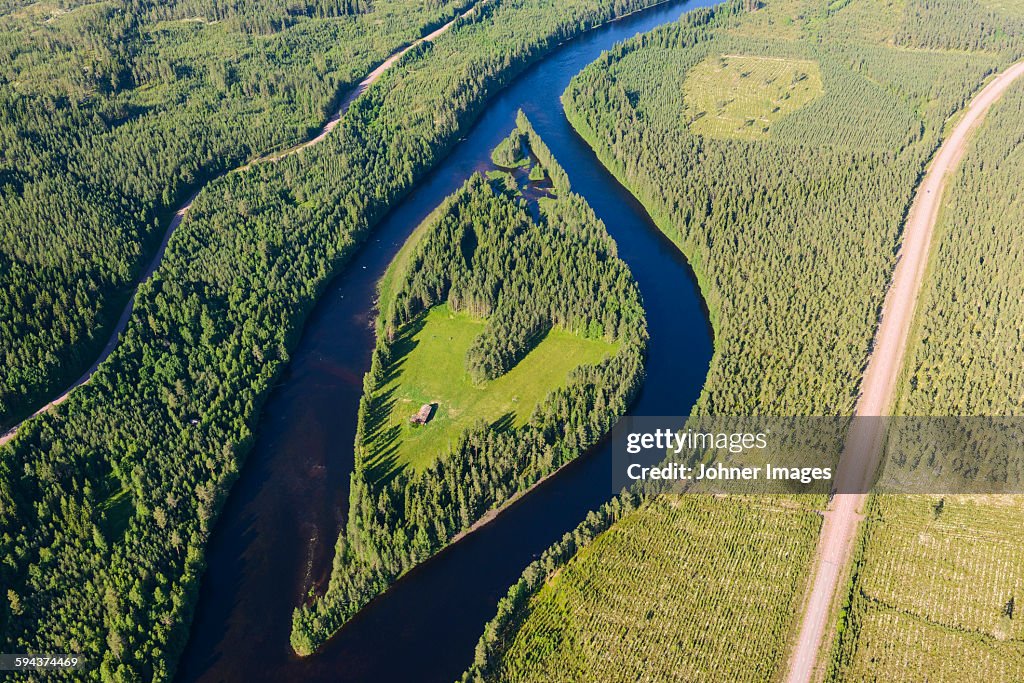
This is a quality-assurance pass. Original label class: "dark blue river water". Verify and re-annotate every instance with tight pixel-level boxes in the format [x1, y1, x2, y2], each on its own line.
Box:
[177, 1, 714, 680]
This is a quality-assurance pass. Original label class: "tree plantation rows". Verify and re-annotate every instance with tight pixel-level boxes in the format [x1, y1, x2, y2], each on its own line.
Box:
[829, 77, 1024, 681]
[290, 114, 648, 655]
[463, 495, 822, 682]
[0, 0, 669, 679]
[829, 497, 1024, 681]
[463, 0, 1024, 678]
[0, 0, 475, 430]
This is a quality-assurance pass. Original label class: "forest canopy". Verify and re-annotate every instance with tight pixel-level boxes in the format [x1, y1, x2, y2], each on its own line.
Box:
[0, 1, 667, 680]
[0, 0, 474, 429]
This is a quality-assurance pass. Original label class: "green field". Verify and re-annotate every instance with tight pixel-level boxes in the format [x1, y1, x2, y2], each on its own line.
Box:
[685, 54, 823, 140]
[364, 305, 617, 481]
[830, 496, 1024, 681]
[487, 496, 821, 682]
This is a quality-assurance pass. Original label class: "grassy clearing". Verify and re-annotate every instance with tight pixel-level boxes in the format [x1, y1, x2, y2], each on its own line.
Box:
[831, 496, 1024, 680]
[490, 495, 821, 682]
[364, 304, 618, 482]
[97, 484, 134, 542]
[684, 54, 823, 140]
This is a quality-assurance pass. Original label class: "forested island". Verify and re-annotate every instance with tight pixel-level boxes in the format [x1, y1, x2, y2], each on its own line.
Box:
[290, 112, 647, 655]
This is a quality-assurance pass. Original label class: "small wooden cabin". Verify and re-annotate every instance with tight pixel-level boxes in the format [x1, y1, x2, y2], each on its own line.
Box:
[410, 403, 435, 426]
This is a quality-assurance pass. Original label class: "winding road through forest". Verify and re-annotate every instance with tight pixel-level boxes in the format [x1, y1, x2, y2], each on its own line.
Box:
[0, 4, 478, 449]
[785, 59, 1024, 683]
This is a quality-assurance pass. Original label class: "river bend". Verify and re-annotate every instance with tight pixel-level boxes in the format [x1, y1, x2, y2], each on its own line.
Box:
[177, 1, 714, 680]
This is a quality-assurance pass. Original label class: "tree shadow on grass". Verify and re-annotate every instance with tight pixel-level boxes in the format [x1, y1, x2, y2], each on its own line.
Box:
[490, 411, 517, 434]
[364, 386, 398, 439]
[361, 315, 433, 487]
[380, 315, 426, 385]
[361, 383, 407, 488]
[364, 423, 404, 487]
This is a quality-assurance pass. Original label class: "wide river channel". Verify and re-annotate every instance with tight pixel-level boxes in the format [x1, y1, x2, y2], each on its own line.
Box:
[178, 1, 714, 680]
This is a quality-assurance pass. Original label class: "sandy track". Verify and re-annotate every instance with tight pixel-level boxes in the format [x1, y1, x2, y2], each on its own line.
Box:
[0, 6, 479, 449]
[784, 59, 1024, 683]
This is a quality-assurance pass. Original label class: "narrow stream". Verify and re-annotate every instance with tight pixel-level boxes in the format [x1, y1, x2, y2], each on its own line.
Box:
[177, 1, 714, 680]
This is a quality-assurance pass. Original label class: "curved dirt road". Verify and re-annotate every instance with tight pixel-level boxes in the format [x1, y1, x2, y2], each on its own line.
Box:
[0, 5, 478, 449]
[785, 59, 1024, 683]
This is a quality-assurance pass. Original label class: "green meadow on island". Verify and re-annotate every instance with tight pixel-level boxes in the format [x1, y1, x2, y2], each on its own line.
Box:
[363, 305, 617, 478]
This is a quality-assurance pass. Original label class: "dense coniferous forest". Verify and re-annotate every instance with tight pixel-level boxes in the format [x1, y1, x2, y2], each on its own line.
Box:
[895, 81, 1024, 420]
[0, 0, 475, 430]
[6, 0, 1023, 677]
[461, 0, 1024, 679]
[290, 113, 647, 654]
[0, 1, 667, 680]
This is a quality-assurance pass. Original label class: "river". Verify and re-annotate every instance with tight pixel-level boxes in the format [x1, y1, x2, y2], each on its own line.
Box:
[176, 1, 714, 680]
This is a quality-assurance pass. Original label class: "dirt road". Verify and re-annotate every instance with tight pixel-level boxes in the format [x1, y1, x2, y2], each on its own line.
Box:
[784, 59, 1024, 683]
[280, 6, 477, 156]
[0, 6, 478, 449]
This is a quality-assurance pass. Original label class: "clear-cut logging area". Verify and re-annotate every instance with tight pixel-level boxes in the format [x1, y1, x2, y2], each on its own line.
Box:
[785, 59, 1024, 683]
